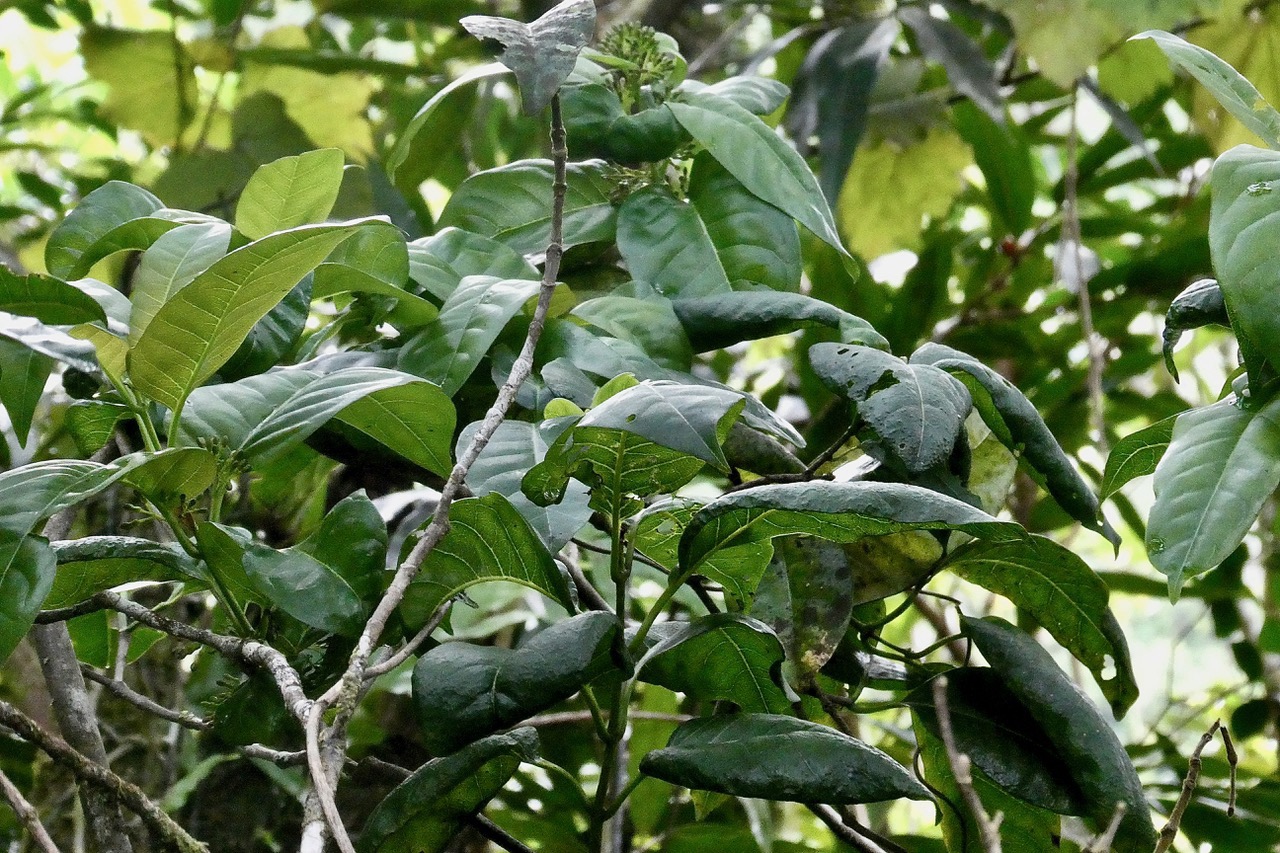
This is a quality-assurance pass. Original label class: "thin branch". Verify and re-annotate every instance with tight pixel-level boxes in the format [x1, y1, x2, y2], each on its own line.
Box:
[81, 666, 210, 731]
[1221, 725, 1238, 816]
[35, 598, 110, 623]
[0, 767, 61, 853]
[558, 555, 615, 613]
[305, 703, 356, 853]
[363, 598, 453, 680]
[0, 700, 206, 853]
[806, 803, 903, 853]
[1155, 719, 1225, 853]
[471, 813, 538, 853]
[932, 676, 1003, 852]
[1083, 802, 1126, 853]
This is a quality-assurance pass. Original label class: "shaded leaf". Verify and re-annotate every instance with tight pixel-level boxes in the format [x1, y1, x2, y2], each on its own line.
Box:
[672, 291, 887, 352]
[242, 540, 365, 634]
[1161, 278, 1228, 382]
[0, 268, 107, 326]
[900, 8, 1004, 124]
[407, 227, 538, 303]
[315, 224, 436, 326]
[333, 381, 456, 478]
[124, 447, 218, 504]
[45, 181, 163, 279]
[0, 534, 56, 666]
[616, 186, 732, 297]
[751, 537, 853, 681]
[389, 63, 510, 178]
[0, 337, 54, 445]
[952, 101, 1035, 236]
[296, 491, 387, 603]
[46, 537, 197, 609]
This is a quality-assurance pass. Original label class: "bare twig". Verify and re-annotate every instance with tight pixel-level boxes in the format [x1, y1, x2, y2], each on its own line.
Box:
[1084, 802, 1127, 852]
[35, 598, 111, 623]
[81, 666, 209, 731]
[558, 554, 615, 613]
[0, 767, 61, 853]
[1156, 719, 1230, 853]
[305, 703, 356, 853]
[1221, 725, 1238, 816]
[932, 676, 1003, 852]
[806, 803, 905, 853]
[472, 813, 538, 853]
[363, 598, 453, 680]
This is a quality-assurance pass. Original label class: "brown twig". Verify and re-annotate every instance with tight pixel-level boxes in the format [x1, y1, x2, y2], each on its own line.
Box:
[932, 676, 1003, 852]
[1155, 719, 1230, 853]
[806, 803, 907, 853]
[0, 767, 61, 853]
[81, 666, 210, 731]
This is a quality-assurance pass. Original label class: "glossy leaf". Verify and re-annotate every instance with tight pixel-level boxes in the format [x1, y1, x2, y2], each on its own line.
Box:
[437, 159, 616, 256]
[357, 728, 539, 853]
[669, 93, 846, 254]
[45, 180, 163, 279]
[124, 447, 218, 503]
[128, 222, 233, 346]
[388, 62, 509, 178]
[412, 612, 623, 754]
[0, 337, 54, 445]
[561, 84, 687, 164]
[234, 149, 345, 240]
[296, 492, 387, 603]
[45, 537, 198, 609]
[617, 186, 731, 297]
[672, 291, 887, 352]
[314, 224, 436, 325]
[0, 268, 107, 326]
[578, 380, 744, 470]
[1147, 395, 1280, 597]
[400, 494, 574, 630]
[407, 227, 538, 303]
[1162, 278, 1228, 381]
[242, 539, 365, 634]
[751, 537, 853, 681]
[130, 221, 366, 412]
[963, 615, 1156, 852]
[638, 613, 792, 714]
[811, 342, 972, 473]
[1101, 415, 1177, 499]
[679, 480, 1022, 574]
[941, 536, 1138, 717]
[460, 0, 595, 115]
[640, 713, 931, 804]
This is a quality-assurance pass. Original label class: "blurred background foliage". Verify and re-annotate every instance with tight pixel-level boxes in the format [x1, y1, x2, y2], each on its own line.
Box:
[1, 0, 1279, 850]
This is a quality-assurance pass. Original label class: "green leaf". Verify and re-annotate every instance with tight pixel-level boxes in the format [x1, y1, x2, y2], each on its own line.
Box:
[412, 612, 623, 754]
[616, 186, 732, 298]
[242, 540, 365, 635]
[900, 8, 1004, 125]
[1147, 395, 1280, 597]
[751, 537, 853, 681]
[668, 93, 846, 254]
[638, 613, 792, 714]
[578, 380, 744, 470]
[45, 537, 198, 609]
[687, 153, 801, 292]
[811, 342, 972, 473]
[80, 26, 196, 146]
[194, 522, 269, 610]
[0, 534, 56, 665]
[941, 536, 1138, 717]
[678, 480, 1022, 574]
[234, 149, 345, 240]
[219, 277, 311, 381]
[460, 0, 596, 115]
[66, 401, 128, 455]
[1101, 415, 1177, 499]
[561, 84, 688, 163]
[315, 224, 436, 326]
[571, 296, 692, 371]
[388, 62, 510, 178]
[0, 337, 53, 446]
[952, 101, 1035, 236]
[357, 728, 539, 853]
[697, 76, 789, 116]
[129, 221, 367, 412]
[128, 222, 233, 346]
[399, 494, 574, 630]
[962, 615, 1156, 852]
[397, 276, 541, 396]
[1162, 278, 1228, 382]
[45, 181, 162, 279]
[407, 227, 539, 303]
[672, 291, 887, 352]
[640, 713, 931, 804]
[124, 447, 218, 504]
[1209, 144, 1280, 380]
[911, 342, 1116, 546]
[296, 492, 387, 603]
[908, 669, 1087, 815]
[0, 268, 107, 325]
[1135, 30, 1280, 149]
[333, 381, 456, 478]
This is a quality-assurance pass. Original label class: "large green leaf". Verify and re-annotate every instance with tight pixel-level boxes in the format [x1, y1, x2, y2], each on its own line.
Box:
[399, 494, 575, 630]
[128, 222, 233, 346]
[0, 337, 54, 445]
[811, 342, 972, 473]
[1209, 144, 1280, 380]
[388, 62, 510, 178]
[218, 277, 311, 381]
[571, 296, 692, 371]
[1101, 415, 1177, 499]
[0, 268, 107, 326]
[357, 728, 539, 853]
[561, 84, 688, 164]
[44, 181, 162, 279]
[669, 93, 846, 254]
[911, 342, 1116, 546]
[406, 227, 538, 303]
[679, 481, 1021, 576]
[437, 159, 616, 256]
[124, 447, 218, 504]
[314, 224, 436, 326]
[638, 613, 792, 714]
[412, 611, 623, 754]
[616, 186, 732, 298]
[962, 616, 1156, 852]
[397, 275, 541, 396]
[130, 221, 367, 412]
[45, 537, 198, 609]
[296, 492, 387, 604]
[66, 401, 128, 455]
[234, 149, 345, 240]
[640, 713, 931, 804]
[1147, 395, 1280, 596]
[80, 27, 197, 148]
[751, 537, 854, 681]
[1136, 30, 1280, 149]
[952, 101, 1035, 236]
[333, 381, 456, 478]
[459, 0, 595, 115]
[242, 539, 366, 635]
[672, 291, 887, 352]
[940, 536, 1137, 717]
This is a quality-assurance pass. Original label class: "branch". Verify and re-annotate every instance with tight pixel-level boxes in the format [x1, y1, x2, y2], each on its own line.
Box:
[806, 804, 906, 853]
[0, 767, 61, 853]
[932, 676, 1003, 853]
[363, 598, 453, 680]
[81, 666, 210, 731]
[1155, 719, 1231, 853]
[1084, 802, 1126, 853]
[0, 700, 206, 853]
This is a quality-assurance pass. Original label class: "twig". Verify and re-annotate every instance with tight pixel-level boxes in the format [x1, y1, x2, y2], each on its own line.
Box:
[932, 676, 1003, 852]
[1155, 719, 1227, 853]
[0, 700, 206, 853]
[35, 598, 110, 623]
[1083, 802, 1126, 852]
[81, 666, 210, 731]
[471, 813, 537, 853]
[1221, 725, 1238, 816]
[363, 599, 453, 679]
[806, 803, 904, 853]
[0, 767, 61, 853]
[526, 710, 691, 727]
[305, 703, 356, 853]
[558, 555, 615, 613]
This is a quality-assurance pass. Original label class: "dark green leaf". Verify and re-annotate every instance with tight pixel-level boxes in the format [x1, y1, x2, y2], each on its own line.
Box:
[0, 268, 107, 325]
[900, 8, 1004, 125]
[295, 491, 387, 603]
[640, 713, 931, 804]
[45, 180, 163, 279]
[1162, 278, 1228, 382]
[571, 296, 692, 371]
[412, 612, 623, 753]
[697, 76, 789, 116]
[962, 615, 1156, 852]
[0, 336, 53, 445]
[218, 276, 311, 380]
[0, 533, 56, 665]
[46, 537, 198, 609]
[315, 224, 436, 326]
[561, 84, 687, 163]
[751, 537, 853, 681]
[952, 101, 1034, 236]
[242, 540, 365, 635]
[616, 186, 732, 297]
[407, 227, 539, 303]
[234, 149, 345, 240]
[672, 291, 887, 352]
[1101, 415, 1177, 499]
[332, 381, 456, 478]
[388, 62, 509, 179]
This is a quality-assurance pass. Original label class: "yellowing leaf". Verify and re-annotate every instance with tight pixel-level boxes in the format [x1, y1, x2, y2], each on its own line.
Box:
[81, 27, 197, 147]
[1098, 37, 1174, 104]
[1189, 6, 1280, 152]
[984, 0, 1119, 87]
[836, 128, 971, 259]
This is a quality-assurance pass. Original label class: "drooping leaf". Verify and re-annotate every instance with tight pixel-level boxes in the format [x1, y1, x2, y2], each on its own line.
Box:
[638, 613, 793, 714]
[129, 222, 233, 346]
[130, 221, 369, 412]
[315, 224, 436, 326]
[1161, 278, 1228, 381]
[672, 291, 887, 352]
[45, 537, 198, 609]
[0, 268, 107, 326]
[0, 337, 54, 445]
[1101, 415, 1177, 499]
[941, 536, 1138, 717]
[900, 8, 1004, 124]
[45, 181, 163, 279]
[412, 612, 623, 754]
[560, 84, 688, 164]
[234, 149, 345, 240]
[571, 296, 692, 371]
[357, 728, 539, 853]
[437, 159, 616, 256]
[811, 342, 972, 473]
[640, 713, 931, 804]
[1147, 395, 1280, 597]
[751, 537, 854, 681]
[952, 101, 1035, 236]
[388, 63, 510, 178]
[399, 494, 575, 630]
[963, 615, 1156, 852]
[242, 540, 366, 635]
[678, 480, 1022, 574]
[296, 492, 387, 604]
[616, 186, 732, 298]
[668, 93, 846, 254]
[460, 0, 596, 115]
